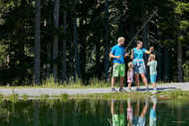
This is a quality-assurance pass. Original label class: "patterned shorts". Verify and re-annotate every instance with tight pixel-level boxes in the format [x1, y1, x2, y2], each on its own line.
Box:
[134, 63, 146, 74]
[112, 63, 125, 77]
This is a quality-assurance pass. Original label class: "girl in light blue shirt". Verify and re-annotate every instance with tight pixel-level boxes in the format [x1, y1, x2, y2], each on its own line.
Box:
[147, 54, 158, 93]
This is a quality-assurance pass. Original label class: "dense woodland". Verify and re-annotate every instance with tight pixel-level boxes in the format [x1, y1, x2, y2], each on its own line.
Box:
[0, 0, 189, 85]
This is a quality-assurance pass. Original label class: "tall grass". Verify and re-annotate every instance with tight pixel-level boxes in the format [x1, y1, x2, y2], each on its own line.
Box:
[39, 76, 110, 88]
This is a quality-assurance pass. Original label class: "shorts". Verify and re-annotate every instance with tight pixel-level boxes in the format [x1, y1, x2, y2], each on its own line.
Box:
[134, 63, 146, 74]
[112, 63, 125, 77]
[150, 74, 157, 83]
[112, 114, 125, 126]
[138, 117, 146, 126]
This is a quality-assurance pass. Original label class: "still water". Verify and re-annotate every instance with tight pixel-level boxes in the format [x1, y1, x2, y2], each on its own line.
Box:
[0, 97, 189, 126]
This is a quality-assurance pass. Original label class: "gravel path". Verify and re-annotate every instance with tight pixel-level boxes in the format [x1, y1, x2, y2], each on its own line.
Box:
[0, 82, 188, 97]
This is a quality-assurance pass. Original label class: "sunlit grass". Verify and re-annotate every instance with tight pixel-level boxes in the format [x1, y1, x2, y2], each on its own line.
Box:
[0, 77, 111, 89]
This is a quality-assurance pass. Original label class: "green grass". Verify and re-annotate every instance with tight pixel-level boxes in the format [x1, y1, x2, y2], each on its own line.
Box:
[0, 77, 111, 89]
[0, 90, 188, 103]
[70, 90, 189, 101]
[0, 76, 187, 89]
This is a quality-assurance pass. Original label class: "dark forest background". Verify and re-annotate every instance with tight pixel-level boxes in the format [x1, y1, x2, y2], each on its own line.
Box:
[0, 0, 189, 85]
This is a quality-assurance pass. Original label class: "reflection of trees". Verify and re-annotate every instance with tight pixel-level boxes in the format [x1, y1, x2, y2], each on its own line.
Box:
[0, 98, 188, 126]
[33, 101, 39, 126]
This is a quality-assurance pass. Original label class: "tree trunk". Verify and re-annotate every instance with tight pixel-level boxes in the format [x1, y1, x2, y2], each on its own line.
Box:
[34, 0, 41, 84]
[46, 1, 53, 78]
[62, 11, 67, 82]
[104, 0, 109, 81]
[73, 18, 80, 81]
[53, 108, 57, 126]
[33, 102, 39, 126]
[177, 40, 183, 82]
[79, 18, 86, 83]
[53, 0, 60, 81]
[163, 47, 169, 81]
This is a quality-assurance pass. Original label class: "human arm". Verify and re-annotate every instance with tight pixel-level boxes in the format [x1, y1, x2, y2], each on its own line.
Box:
[124, 52, 129, 58]
[147, 61, 151, 66]
[130, 49, 134, 59]
[147, 56, 151, 66]
[145, 46, 154, 54]
[109, 47, 121, 59]
[109, 53, 121, 59]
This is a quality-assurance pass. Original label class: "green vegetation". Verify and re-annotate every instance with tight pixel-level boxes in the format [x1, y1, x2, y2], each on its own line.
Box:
[70, 90, 189, 101]
[0, 90, 188, 103]
[0, 0, 189, 86]
[22, 94, 29, 101]
[0, 78, 111, 88]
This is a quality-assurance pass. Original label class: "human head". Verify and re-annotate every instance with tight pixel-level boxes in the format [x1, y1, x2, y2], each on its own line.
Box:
[136, 40, 143, 49]
[117, 37, 125, 46]
[149, 54, 156, 61]
[128, 62, 133, 69]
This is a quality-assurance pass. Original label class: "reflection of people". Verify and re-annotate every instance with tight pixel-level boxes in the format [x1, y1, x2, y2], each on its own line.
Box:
[133, 98, 149, 126]
[131, 40, 154, 91]
[109, 37, 128, 92]
[111, 100, 125, 126]
[127, 62, 134, 92]
[147, 54, 158, 94]
[127, 98, 133, 126]
[149, 96, 157, 126]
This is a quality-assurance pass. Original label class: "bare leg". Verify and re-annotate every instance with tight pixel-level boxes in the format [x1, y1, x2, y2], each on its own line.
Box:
[120, 103, 124, 114]
[111, 100, 115, 115]
[111, 77, 116, 88]
[128, 82, 132, 89]
[141, 74, 148, 87]
[135, 74, 140, 88]
[152, 83, 156, 89]
[140, 104, 148, 117]
[135, 98, 140, 116]
[120, 77, 124, 88]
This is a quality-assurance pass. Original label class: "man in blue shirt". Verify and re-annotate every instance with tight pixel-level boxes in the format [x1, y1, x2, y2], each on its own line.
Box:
[109, 37, 128, 92]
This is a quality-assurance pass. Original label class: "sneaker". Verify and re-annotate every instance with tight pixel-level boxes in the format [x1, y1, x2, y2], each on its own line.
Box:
[112, 88, 118, 92]
[119, 88, 126, 92]
[146, 87, 149, 92]
[136, 88, 140, 91]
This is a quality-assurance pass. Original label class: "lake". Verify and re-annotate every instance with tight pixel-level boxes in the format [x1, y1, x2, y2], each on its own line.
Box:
[0, 96, 189, 126]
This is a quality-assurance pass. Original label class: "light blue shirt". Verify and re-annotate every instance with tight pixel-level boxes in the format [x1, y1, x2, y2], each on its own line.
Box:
[111, 45, 126, 64]
[133, 48, 147, 65]
[147, 61, 157, 75]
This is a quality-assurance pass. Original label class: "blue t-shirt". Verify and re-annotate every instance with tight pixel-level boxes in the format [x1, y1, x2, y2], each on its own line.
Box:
[133, 48, 147, 65]
[111, 45, 126, 64]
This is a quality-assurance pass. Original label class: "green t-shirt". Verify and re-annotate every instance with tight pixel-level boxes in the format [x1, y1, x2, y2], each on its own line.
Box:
[147, 61, 157, 75]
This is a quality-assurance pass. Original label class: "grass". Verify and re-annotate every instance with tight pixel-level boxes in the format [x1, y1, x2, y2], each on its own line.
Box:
[70, 90, 189, 100]
[0, 79, 184, 89]
[0, 77, 188, 101]
[0, 76, 188, 89]
[0, 90, 188, 103]
[0, 77, 111, 89]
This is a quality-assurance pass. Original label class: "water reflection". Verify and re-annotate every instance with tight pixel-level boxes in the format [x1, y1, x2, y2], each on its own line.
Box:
[111, 96, 157, 126]
[1, 97, 189, 126]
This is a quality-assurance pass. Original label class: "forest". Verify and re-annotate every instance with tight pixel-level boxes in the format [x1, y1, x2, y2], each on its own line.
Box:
[0, 0, 189, 85]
